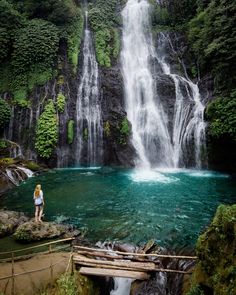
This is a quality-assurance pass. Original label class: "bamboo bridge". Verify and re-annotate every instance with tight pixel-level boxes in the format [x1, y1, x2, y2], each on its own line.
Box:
[0, 239, 197, 294]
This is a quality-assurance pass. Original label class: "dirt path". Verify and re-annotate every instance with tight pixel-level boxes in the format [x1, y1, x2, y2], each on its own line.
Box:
[0, 252, 71, 295]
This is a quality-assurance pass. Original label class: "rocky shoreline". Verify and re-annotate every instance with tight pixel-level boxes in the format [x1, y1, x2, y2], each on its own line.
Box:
[0, 210, 81, 242]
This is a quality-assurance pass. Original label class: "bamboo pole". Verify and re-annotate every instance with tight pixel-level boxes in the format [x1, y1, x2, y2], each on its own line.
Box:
[11, 252, 15, 295]
[74, 246, 197, 260]
[0, 238, 75, 256]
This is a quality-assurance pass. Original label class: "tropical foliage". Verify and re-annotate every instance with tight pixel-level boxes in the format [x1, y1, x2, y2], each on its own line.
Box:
[0, 0, 83, 103]
[35, 100, 58, 158]
[88, 0, 122, 67]
[0, 98, 11, 129]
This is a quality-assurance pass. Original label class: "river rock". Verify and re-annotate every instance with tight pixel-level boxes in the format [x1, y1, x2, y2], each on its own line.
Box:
[14, 221, 81, 242]
[0, 210, 29, 237]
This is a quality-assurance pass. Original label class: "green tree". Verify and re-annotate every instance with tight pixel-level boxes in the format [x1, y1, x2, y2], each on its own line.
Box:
[188, 0, 236, 91]
[12, 19, 59, 72]
[206, 92, 236, 141]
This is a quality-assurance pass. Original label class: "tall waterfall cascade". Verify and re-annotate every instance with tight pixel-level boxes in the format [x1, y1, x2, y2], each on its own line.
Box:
[75, 11, 103, 166]
[121, 0, 206, 169]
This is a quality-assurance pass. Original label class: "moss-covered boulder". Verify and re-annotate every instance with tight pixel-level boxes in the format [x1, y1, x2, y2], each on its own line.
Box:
[0, 210, 29, 237]
[14, 221, 81, 242]
[186, 204, 236, 295]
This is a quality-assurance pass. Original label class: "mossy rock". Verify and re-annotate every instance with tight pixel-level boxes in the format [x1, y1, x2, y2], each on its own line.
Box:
[23, 161, 41, 171]
[186, 204, 236, 295]
[0, 158, 17, 166]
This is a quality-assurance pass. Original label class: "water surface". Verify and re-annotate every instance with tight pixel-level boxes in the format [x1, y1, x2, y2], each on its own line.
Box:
[1, 168, 235, 249]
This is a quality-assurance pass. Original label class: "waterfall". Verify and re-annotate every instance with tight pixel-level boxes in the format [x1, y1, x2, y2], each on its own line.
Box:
[75, 11, 103, 166]
[121, 0, 174, 169]
[121, 0, 206, 169]
[110, 278, 133, 295]
[156, 33, 206, 168]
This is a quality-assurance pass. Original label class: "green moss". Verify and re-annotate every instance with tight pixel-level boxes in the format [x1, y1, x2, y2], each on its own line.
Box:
[13, 228, 31, 242]
[0, 140, 7, 149]
[57, 93, 66, 113]
[118, 117, 130, 146]
[188, 204, 236, 295]
[88, 0, 122, 67]
[104, 121, 111, 137]
[64, 9, 84, 72]
[112, 28, 120, 58]
[83, 128, 88, 141]
[35, 100, 58, 158]
[12, 89, 30, 108]
[0, 98, 11, 129]
[67, 120, 74, 144]
[120, 118, 130, 135]
[0, 158, 16, 166]
[23, 161, 41, 171]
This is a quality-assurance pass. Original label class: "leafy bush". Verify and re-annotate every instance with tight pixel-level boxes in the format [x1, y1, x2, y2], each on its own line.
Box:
[0, 98, 11, 129]
[206, 93, 236, 141]
[88, 0, 122, 67]
[67, 120, 74, 144]
[25, 0, 77, 26]
[62, 10, 84, 71]
[186, 285, 204, 295]
[57, 93, 66, 113]
[188, 0, 236, 91]
[57, 273, 78, 295]
[35, 100, 58, 158]
[12, 19, 59, 72]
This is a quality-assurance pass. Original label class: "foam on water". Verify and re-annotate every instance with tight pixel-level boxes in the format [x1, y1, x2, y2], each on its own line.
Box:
[187, 171, 229, 178]
[130, 169, 179, 183]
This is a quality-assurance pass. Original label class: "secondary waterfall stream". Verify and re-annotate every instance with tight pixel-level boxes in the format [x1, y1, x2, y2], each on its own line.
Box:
[75, 11, 103, 166]
[121, 0, 206, 169]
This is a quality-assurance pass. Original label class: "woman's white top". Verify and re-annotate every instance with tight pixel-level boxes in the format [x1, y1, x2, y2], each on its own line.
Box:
[34, 191, 44, 205]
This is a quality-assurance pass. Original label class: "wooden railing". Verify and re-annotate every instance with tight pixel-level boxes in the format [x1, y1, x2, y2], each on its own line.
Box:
[0, 238, 74, 295]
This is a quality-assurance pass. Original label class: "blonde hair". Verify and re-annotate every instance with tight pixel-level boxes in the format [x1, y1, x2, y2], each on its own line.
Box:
[34, 184, 41, 197]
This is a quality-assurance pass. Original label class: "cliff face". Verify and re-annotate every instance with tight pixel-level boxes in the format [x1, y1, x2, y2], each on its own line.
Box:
[2, 31, 214, 169]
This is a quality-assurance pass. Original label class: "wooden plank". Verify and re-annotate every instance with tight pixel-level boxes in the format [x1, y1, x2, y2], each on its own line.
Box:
[77, 250, 125, 260]
[76, 250, 152, 263]
[74, 246, 197, 260]
[73, 254, 156, 271]
[74, 260, 154, 272]
[79, 267, 150, 280]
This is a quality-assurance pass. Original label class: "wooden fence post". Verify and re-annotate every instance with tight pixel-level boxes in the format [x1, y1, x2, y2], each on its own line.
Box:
[11, 252, 15, 295]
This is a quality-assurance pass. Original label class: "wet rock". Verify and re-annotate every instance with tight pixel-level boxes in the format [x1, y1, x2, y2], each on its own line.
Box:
[101, 65, 136, 167]
[0, 210, 29, 237]
[14, 221, 81, 242]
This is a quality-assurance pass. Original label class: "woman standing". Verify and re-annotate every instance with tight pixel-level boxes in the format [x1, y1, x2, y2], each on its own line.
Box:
[34, 184, 44, 222]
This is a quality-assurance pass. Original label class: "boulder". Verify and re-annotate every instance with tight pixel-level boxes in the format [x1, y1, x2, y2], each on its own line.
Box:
[14, 221, 81, 242]
[0, 210, 29, 237]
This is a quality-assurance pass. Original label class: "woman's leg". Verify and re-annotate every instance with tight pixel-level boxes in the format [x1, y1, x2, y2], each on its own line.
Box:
[38, 206, 44, 222]
[35, 206, 39, 222]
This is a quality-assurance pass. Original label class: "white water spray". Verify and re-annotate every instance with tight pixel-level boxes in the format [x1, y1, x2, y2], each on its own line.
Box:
[121, 0, 174, 169]
[156, 33, 206, 168]
[121, 1, 206, 169]
[75, 11, 103, 166]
